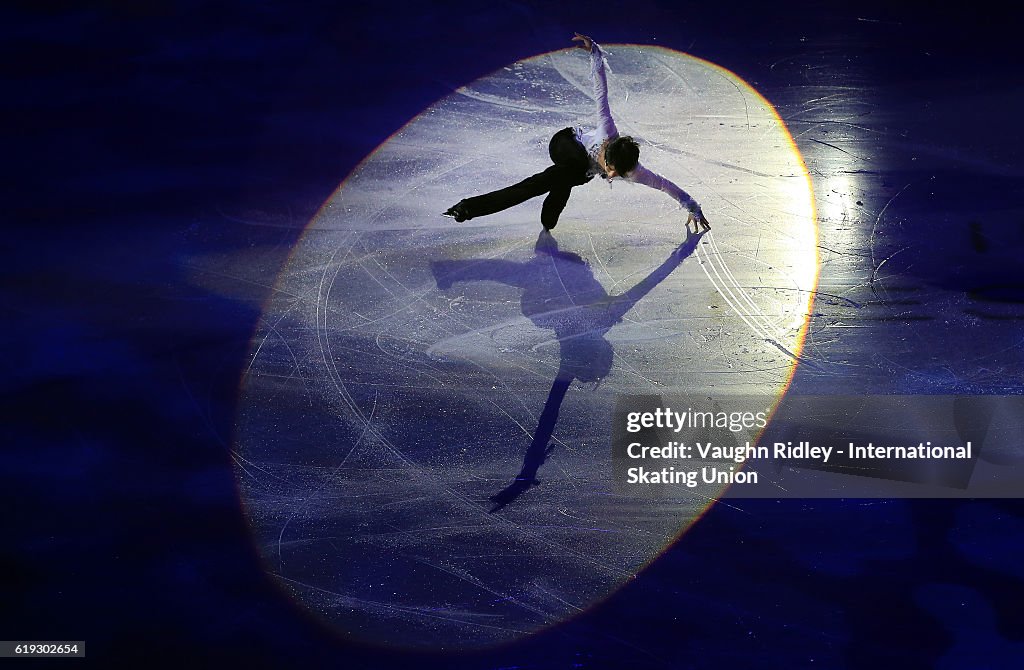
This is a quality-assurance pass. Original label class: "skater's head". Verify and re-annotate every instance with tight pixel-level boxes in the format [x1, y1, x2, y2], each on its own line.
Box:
[604, 136, 639, 178]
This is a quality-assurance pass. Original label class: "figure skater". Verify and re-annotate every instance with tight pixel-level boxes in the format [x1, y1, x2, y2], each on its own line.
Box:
[444, 33, 712, 234]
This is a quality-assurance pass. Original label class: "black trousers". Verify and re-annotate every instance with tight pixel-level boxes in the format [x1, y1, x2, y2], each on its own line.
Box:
[459, 127, 593, 229]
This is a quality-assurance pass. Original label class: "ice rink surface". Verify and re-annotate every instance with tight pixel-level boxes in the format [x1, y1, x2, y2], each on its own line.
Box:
[236, 47, 817, 647]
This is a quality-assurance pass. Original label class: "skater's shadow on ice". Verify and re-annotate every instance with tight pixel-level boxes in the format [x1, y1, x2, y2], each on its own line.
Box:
[431, 228, 702, 512]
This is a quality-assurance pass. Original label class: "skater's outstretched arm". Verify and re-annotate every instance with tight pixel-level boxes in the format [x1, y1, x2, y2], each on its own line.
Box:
[572, 33, 617, 140]
[627, 163, 712, 232]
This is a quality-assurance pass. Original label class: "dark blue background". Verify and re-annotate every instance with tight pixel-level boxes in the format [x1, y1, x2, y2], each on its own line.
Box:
[4, 1, 1023, 667]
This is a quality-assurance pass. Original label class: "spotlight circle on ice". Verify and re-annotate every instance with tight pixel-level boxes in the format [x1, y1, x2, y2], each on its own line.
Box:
[235, 45, 818, 649]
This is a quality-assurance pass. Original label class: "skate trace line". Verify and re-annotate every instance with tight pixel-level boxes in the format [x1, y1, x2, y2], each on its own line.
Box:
[696, 233, 809, 366]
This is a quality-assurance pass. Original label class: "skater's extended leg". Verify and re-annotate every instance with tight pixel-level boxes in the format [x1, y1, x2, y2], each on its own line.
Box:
[446, 166, 559, 221]
[446, 164, 584, 222]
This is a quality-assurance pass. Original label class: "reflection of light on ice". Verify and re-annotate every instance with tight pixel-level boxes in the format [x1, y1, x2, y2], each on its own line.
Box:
[821, 174, 855, 223]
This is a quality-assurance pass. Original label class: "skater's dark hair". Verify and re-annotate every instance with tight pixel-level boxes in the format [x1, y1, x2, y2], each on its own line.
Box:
[605, 136, 639, 175]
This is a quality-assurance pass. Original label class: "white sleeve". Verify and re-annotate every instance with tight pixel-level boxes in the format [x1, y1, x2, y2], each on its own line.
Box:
[628, 163, 702, 214]
[589, 41, 618, 139]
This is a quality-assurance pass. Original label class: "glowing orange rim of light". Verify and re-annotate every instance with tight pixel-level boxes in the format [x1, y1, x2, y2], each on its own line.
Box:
[234, 44, 821, 648]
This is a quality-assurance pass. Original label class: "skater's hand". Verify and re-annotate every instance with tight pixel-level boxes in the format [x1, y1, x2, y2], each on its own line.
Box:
[572, 33, 594, 51]
[686, 209, 711, 233]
